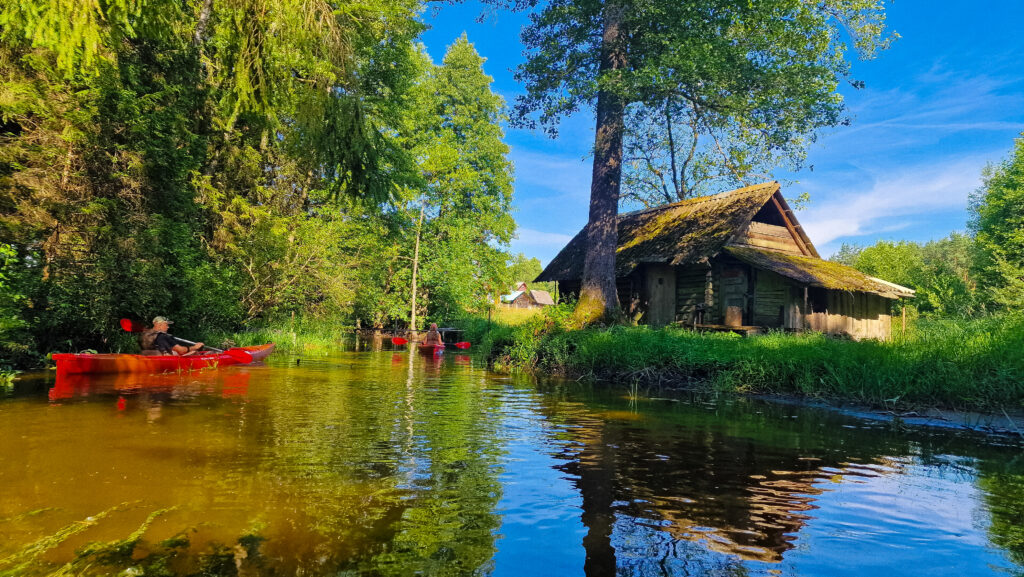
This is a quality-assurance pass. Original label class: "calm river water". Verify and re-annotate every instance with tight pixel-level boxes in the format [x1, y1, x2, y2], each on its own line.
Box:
[1, 343, 1022, 576]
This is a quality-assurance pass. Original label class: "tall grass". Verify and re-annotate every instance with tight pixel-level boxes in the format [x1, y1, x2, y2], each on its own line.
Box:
[206, 317, 351, 355]
[457, 307, 1024, 411]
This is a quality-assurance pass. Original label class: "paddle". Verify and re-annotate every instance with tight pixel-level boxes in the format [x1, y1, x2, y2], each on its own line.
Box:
[391, 337, 408, 346]
[172, 336, 253, 364]
[453, 342, 471, 350]
[118, 318, 253, 363]
[120, 318, 146, 332]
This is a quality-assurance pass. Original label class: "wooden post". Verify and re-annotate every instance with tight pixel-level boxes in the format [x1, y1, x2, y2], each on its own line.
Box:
[803, 286, 809, 330]
[901, 304, 906, 334]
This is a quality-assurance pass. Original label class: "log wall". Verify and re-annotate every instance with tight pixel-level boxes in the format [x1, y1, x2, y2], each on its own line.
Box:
[560, 262, 895, 340]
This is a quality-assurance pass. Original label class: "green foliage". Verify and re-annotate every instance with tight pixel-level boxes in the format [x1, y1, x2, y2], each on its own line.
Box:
[0, 2, 519, 364]
[401, 36, 517, 324]
[834, 234, 980, 317]
[500, 253, 556, 295]
[512, 0, 895, 203]
[971, 135, 1024, 309]
[464, 312, 1024, 411]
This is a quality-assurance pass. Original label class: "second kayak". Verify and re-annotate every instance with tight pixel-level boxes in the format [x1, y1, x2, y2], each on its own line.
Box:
[418, 343, 445, 356]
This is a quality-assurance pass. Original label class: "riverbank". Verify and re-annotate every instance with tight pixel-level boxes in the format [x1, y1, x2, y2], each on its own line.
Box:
[457, 308, 1024, 414]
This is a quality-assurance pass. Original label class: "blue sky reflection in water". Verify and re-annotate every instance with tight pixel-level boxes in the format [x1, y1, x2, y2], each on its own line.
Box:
[419, 0, 1024, 261]
[0, 348, 1021, 576]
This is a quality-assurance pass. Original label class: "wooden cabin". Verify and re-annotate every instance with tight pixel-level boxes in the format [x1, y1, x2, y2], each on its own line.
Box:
[502, 282, 555, 309]
[535, 182, 914, 340]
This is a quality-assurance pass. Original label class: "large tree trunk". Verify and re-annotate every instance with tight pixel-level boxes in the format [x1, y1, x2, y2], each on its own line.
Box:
[576, 0, 627, 324]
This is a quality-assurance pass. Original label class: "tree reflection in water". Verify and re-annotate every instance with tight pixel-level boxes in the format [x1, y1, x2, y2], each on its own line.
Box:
[0, 351, 1022, 576]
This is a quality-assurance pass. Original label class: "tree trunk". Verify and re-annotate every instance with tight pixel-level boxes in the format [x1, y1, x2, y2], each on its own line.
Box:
[576, 0, 627, 324]
[193, 0, 214, 47]
[410, 203, 425, 332]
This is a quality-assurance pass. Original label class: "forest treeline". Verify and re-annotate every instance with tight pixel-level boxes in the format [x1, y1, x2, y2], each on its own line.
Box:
[833, 136, 1024, 319]
[0, 1, 540, 366]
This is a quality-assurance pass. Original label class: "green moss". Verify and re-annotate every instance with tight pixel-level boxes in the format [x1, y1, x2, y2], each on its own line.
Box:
[726, 246, 907, 296]
[544, 183, 778, 281]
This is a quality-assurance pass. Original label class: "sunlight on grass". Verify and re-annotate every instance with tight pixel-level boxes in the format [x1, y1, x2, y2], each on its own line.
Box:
[457, 306, 1024, 411]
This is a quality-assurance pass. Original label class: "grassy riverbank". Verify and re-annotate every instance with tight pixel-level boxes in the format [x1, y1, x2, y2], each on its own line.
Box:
[458, 307, 1024, 412]
[208, 319, 352, 356]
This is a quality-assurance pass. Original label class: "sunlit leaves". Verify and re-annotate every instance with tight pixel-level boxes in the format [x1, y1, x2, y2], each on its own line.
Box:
[971, 135, 1024, 310]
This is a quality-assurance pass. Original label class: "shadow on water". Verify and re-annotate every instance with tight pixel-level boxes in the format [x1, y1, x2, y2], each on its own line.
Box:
[0, 342, 1021, 576]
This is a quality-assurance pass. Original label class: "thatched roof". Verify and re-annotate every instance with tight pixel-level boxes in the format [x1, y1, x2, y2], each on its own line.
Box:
[725, 247, 915, 299]
[531, 290, 555, 306]
[536, 183, 782, 282]
[535, 181, 912, 299]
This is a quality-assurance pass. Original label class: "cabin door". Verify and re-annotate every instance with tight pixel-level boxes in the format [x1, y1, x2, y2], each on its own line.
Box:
[645, 265, 676, 327]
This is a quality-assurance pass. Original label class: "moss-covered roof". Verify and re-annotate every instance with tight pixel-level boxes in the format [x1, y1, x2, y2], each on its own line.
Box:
[536, 182, 780, 282]
[725, 247, 915, 299]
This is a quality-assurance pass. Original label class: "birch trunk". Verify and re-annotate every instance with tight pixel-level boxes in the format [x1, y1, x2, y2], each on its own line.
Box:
[410, 203, 425, 332]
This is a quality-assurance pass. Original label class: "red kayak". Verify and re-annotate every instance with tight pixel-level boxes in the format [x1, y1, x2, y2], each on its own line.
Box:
[418, 343, 445, 356]
[52, 344, 275, 375]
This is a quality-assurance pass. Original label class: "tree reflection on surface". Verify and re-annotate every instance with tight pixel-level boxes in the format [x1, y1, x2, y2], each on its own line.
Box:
[0, 348, 1021, 576]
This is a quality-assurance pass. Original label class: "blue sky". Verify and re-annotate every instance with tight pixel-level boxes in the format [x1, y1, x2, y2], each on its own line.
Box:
[420, 0, 1024, 263]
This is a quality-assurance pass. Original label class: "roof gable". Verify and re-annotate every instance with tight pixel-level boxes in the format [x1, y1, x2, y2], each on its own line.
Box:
[537, 182, 781, 282]
[730, 191, 819, 258]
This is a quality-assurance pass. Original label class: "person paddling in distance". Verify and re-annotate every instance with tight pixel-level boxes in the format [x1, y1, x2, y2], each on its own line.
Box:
[423, 323, 444, 346]
[140, 316, 204, 356]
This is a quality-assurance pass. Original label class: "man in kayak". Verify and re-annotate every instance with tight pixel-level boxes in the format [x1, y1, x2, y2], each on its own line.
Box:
[140, 316, 204, 356]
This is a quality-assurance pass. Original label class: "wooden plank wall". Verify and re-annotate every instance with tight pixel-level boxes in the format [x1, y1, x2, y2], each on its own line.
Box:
[730, 222, 804, 255]
[752, 270, 796, 327]
[675, 265, 710, 324]
[805, 292, 892, 340]
[561, 266, 894, 340]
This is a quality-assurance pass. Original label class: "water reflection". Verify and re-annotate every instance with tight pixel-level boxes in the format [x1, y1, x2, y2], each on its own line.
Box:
[532, 386, 1024, 576]
[0, 348, 1020, 576]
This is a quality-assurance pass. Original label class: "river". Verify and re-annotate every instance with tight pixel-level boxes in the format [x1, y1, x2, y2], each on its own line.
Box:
[0, 342, 1021, 576]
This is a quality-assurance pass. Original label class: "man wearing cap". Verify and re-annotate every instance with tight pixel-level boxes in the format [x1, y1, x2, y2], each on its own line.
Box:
[139, 316, 204, 356]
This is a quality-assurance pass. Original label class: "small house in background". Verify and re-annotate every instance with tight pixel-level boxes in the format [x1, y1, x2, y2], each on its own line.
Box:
[535, 182, 914, 340]
[502, 282, 555, 309]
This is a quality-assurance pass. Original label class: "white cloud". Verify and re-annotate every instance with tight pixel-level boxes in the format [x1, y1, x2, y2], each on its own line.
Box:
[832, 70, 1024, 146]
[799, 155, 991, 247]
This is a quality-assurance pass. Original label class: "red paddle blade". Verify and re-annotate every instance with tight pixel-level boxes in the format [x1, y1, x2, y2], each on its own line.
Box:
[391, 337, 408, 346]
[454, 342, 471, 349]
[119, 318, 146, 332]
[224, 348, 253, 364]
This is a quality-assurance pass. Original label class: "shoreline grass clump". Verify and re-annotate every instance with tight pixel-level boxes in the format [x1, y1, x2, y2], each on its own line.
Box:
[457, 306, 1024, 412]
[207, 317, 353, 356]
